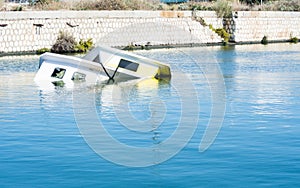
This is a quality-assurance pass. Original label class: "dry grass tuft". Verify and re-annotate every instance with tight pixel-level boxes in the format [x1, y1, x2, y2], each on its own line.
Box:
[261, 0, 300, 11]
[0, 0, 5, 10]
[31, 0, 160, 11]
[72, 0, 127, 11]
[34, 0, 69, 10]
[1, 0, 299, 12]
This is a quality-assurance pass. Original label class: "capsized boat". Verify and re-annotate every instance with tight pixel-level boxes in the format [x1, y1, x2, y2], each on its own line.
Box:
[34, 46, 171, 86]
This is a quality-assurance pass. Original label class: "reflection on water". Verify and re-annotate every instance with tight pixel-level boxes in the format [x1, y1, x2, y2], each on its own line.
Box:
[72, 67, 204, 167]
[0, 43, 300, 186]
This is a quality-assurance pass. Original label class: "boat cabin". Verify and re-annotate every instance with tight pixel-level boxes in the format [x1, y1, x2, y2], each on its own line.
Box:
[34, 46, 171, 86]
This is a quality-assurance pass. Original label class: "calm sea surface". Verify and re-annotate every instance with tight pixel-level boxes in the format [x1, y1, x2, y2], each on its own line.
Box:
[0, 43, 300, 187]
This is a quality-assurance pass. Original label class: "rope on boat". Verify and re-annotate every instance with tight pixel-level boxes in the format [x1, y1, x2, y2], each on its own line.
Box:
[99, 62, 119, 81]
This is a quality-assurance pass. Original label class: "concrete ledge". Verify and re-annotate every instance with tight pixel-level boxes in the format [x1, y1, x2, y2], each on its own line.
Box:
[0, 10, 193, 20]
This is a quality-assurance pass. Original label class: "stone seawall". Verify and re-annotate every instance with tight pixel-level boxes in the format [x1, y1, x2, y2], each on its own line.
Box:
[234, 11, 300, 43]
[0, 10, 300, 54]
[0, 11, 221, 54]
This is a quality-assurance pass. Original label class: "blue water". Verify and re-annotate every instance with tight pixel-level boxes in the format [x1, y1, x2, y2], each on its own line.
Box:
[0, 43, 300, 187]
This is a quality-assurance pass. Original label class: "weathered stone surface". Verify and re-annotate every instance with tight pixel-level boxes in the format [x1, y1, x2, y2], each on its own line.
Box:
[1, 11, 299, 54]
[234, 11, 300, 42]
[0, 11, 222, 53]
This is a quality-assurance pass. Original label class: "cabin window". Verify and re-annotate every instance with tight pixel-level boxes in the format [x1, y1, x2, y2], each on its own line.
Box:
[119, 59, 139, 72]
[72, 72, 86, 81]
[51, 67, 66, 79]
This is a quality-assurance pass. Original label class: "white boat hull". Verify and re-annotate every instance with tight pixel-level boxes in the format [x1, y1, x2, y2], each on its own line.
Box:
[34, 46, 171, 88]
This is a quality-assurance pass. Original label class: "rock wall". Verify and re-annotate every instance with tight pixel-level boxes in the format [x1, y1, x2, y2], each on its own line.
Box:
[1, 10, 300, 54]
[234, 11, 300, 43]
[0, 11, 221, 54]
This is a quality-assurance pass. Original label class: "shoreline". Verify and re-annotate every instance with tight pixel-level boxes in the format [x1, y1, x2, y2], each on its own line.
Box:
[0, 40, 296, 57]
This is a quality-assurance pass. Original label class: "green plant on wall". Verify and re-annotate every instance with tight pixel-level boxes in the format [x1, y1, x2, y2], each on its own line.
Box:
[36, 47, 50, 54]
[209, 24, 230, 44]
[212, 0, 233, 44]
[290, 36, 299, 44]
[261, 35, 268, 45]
[50, 31, 93, 54]
[75, 38, 94, 53]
